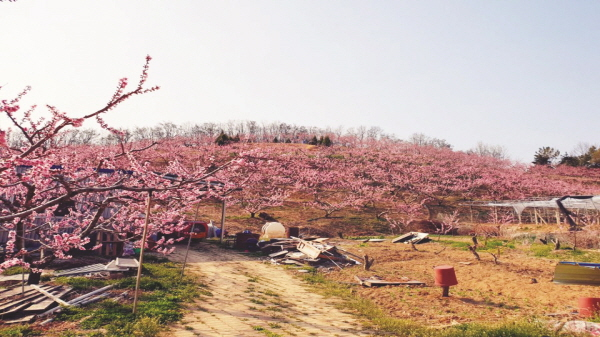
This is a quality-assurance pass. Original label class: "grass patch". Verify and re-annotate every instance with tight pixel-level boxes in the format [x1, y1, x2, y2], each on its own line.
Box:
[482, 238, 515, 250]
[1, 266, 28, 276]
[0, 325, 43, 336]
[54, 276, 110, 290]
[440, 239, 471, 250]
[252, 326, 283, 337]
[529, 243, 600, 262]
[44, 259, 202, 336]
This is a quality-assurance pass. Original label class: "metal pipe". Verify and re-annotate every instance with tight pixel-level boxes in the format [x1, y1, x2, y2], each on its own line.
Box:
[220, 199, 226, 244]
[181, 202, 203, 278]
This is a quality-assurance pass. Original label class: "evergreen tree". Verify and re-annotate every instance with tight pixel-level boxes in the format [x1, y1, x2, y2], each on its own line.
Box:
[533, 147, 560, 166]
[215, 131, 230, 146]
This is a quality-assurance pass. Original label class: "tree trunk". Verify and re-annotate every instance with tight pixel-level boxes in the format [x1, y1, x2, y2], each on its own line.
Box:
[16, 220, 24, 251]
[27, 271, 42, 285]
[27, 254, 55, 285]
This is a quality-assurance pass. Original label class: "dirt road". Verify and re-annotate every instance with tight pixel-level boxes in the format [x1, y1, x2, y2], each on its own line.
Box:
[162, 243, 372, 337]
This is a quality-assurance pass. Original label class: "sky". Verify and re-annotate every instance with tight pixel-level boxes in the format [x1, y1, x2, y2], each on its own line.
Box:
[0, 1, 599, 163]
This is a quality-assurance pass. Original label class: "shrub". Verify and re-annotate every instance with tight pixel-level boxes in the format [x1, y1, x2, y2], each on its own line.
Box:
[133, 316, 162, 337]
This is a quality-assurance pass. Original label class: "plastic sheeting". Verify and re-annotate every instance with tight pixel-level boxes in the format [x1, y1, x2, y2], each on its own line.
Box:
[468, 196, 600, 216]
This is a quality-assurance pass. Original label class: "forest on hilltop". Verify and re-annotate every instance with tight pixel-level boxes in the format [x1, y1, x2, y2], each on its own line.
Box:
[2, 56, 599, 283]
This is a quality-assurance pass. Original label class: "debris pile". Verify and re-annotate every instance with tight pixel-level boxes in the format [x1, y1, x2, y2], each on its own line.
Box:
[392, 232, 429, 244]
[54, 257, 139, 278]
[262, 237, 361, 269]
[0, 258, 138, 324]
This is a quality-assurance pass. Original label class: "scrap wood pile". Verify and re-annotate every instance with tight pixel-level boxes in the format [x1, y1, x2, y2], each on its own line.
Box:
[0, 258, 138, 325]
[262, 237, 361, 269]
[0, 283, 120, 325]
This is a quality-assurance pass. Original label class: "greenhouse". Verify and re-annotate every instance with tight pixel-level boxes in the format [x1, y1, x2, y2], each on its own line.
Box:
[464, 196, 600, 227]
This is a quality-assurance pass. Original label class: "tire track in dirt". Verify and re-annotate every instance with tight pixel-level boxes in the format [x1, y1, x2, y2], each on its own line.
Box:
[161, 243, 373, 337]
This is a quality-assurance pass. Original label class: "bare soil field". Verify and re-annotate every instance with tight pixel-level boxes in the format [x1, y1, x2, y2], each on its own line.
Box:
[162, 233, 600, 336]
[328, 236, 596, 326]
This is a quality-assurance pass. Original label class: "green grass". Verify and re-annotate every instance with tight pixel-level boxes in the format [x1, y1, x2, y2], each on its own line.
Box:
[0, 325, 43, 337]
[1, 266, 28, 276]
[439, 237, 516, 252]
[529, 243, 600, 262]
[54, 276, 110, 290]
[28, 258, 204, 336]
[252, 326, 283, 337]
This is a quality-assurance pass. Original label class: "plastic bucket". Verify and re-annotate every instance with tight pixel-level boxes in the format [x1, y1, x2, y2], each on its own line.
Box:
[579, 297, 600, 317]
[434, 265, 458, 287]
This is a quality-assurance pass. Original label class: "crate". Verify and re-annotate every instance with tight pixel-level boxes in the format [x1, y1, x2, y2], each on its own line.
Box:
[96, 232, 123, 257]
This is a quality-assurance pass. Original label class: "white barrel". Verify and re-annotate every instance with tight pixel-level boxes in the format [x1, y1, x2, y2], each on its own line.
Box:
[261, 222, 286, 239]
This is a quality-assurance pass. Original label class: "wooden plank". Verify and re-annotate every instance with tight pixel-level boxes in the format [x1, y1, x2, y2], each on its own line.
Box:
[30, 285, 70, 306]
[2, 300, 39, 316]
[24, 287, 72, 312]
[297, 241, 322, 259]
[0, 286, 52, 312]
[355, 275, 424, 287]
[318, 253, 348, 262]
[312, 238, 330, 242]
[0, 285, 33, 301]
[268, 250, 288, 258]
[3, 315, 35, 324]
[280, 259, 305, 266]
[363, 280, 425, 287]
[354, 275, 364, 285]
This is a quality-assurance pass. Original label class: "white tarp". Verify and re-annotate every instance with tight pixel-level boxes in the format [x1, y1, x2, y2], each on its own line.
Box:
[473, 196, 600, 216]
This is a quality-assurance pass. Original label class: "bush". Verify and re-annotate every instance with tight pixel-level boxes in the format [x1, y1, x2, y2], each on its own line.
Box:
[1, 266, 28, 276]
[133, 316, 162, 337]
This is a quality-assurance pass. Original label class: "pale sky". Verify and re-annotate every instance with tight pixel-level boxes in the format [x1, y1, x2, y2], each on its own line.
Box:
[1, 1, 599, 162]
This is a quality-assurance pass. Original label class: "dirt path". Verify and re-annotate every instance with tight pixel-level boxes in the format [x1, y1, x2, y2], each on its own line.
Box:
[161, 243, 373, 337]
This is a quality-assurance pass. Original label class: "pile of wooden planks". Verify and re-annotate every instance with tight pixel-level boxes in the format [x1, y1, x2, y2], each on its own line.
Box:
[265, 237, 360, 268]
[0, 284, 72, 324]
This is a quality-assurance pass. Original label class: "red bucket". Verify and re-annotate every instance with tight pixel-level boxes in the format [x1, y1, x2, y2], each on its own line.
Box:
[579, 297, 600, 317]
[434, 265, 458, 287]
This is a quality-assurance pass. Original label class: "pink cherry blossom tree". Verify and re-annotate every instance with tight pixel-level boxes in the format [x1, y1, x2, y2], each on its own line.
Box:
[0, 57, 241, 283]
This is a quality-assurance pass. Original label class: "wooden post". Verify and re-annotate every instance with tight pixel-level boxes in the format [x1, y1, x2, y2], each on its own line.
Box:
[442, 286, 449, 297]
[363, 255, 375, 271]
[21, 221, 25, 295]
[133, 191, 152, 315]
